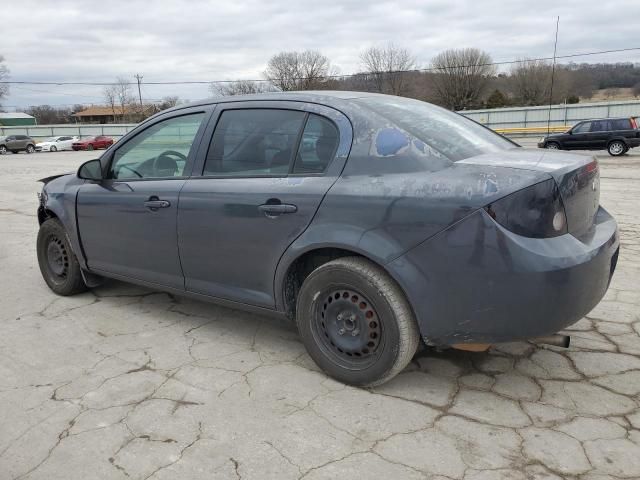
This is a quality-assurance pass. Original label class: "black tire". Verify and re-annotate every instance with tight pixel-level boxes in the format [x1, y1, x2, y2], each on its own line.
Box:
[37, 218, 88, 296]
[0, 145, 6, 154]
[87, 144, 94, 151]
[608, 140, 626, 156]
[545, 141, 560, 150]
[50, 145, 57, 152]
[296, 256, 420, 387]
[26, 144, 35, 154]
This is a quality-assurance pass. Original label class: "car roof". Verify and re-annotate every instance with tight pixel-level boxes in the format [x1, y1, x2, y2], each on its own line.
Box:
[162, 90, 394, 114]
[577, 117, 632, 122]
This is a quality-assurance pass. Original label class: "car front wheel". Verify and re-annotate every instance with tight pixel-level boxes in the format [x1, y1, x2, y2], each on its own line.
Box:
[296, 256, 420, 387]
[26, 145, 35, 154]
[545, 142, 560, 150]
[50, 145, 57, 152]
[87, 144, 94, 151]
[608, 141, 626, 156]
[0, 145, 6, 154]
[37, 218, 88, 296]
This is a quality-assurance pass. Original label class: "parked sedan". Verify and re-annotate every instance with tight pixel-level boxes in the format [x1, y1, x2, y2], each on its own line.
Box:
[538, 117, 640, 156]
[36, 92, 619, 386]
[71, 135, 114, 151]
[36, 136, 79, 152]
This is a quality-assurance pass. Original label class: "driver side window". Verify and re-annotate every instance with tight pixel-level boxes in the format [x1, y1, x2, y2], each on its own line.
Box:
[110, 112, 205, 180]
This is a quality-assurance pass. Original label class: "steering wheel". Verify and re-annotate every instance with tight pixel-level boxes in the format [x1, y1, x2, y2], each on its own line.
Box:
[152, 150, 188, 175]
[118, 164, 143, 178]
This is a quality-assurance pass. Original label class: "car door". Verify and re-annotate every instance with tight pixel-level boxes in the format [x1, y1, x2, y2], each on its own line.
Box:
[564, 121, 591, 149]
[58, 136, 73, 150]
[4, 136, 17, 150]
[76, 108, 210, 289]
[588, 120, 609, 149]
[178, 102, 352, 308]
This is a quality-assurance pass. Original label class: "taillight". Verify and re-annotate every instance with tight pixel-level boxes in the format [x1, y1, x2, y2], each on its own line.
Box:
[484, 179, 567, 238]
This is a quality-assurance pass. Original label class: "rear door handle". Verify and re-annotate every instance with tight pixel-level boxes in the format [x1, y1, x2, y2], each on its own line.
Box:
[144, 198, 171, 210]
[258, 203, 297, 216]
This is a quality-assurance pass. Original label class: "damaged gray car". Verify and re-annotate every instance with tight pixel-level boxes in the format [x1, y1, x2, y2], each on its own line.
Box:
[36, 92, 619, 386]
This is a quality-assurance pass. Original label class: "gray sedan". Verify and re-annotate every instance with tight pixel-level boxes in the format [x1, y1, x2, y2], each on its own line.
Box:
[35, 92, 619, 386]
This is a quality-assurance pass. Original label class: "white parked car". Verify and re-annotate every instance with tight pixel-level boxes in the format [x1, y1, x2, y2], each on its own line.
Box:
[36, 136, 79, 152]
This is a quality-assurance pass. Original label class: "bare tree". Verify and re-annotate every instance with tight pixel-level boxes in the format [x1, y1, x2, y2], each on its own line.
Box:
[509, 59, 554, 106]
[359, 43, 416, 96]
[0, 55, 9, 110]
[160, 96, 179, 108]
[430, 48, 496, 110]
[103, 84, 118, 122]
[113, 77, 134, 121]
[210, 80, 275, 96]
[264, 51, 333, 91]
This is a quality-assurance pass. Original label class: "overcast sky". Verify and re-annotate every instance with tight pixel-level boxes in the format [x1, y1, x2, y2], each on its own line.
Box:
[2, 0, 640, 109]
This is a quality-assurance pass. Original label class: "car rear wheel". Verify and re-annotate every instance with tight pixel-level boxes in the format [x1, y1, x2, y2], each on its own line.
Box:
[26, 144, 35, 154]
[608, 140, 626, 156]
[0, 146, 6, 154]
[545, 142, 560, 150]
[37, 218, 87, 296]
[296, 256, 420, 387]
[50, 145, 57, 152]
[87, 144, 94, 151]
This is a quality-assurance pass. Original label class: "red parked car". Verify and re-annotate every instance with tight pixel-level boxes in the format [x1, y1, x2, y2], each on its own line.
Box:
[72, 136, 114, 151]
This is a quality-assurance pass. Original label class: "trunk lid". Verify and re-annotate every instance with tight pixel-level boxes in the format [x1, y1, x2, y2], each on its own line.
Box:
[458, 148, 600, 238]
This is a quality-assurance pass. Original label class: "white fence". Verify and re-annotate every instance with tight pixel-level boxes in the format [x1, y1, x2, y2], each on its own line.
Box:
[3, 99, 640, 140]
[0, 123, 138, 140]
[459, 100, 640, 130]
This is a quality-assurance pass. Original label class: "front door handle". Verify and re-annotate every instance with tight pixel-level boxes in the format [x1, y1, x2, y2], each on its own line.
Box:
[144, 198, 171, 210]
[258, 203, 297, 217]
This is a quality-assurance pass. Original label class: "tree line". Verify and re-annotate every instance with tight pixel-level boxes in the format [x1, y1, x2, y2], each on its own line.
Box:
[3, 49, 640, 125]
[212, 45, 640, 111]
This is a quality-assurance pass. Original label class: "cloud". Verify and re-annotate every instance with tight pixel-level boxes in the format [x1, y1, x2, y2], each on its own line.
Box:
[2, 0, 639, 108]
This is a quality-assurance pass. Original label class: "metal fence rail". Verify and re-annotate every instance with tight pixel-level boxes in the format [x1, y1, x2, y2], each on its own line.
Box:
[3, 100, 639, 141]
[0, 123, 138, 140]
[459, 100, 640, 131]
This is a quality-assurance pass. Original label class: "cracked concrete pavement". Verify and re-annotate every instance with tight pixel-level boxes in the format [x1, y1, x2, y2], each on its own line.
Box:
[1, 148, 639, 480]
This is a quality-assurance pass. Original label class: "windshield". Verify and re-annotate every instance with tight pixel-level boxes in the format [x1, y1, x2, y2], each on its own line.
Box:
[354, 96, 516, 162]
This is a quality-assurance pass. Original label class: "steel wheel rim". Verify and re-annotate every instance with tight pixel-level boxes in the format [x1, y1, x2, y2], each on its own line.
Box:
[0, 146, 6, 154]
[546, 143, 559, 149]
[312, 287, 384, 369]
[610, 142, 623, 155]
[46, 235, 69, 280]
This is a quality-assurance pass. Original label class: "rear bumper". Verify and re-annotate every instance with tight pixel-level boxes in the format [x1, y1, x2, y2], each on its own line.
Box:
[388, 207, 619, 346]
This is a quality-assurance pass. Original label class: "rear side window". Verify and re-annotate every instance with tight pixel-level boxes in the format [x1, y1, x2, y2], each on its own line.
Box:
[590, 120, 607, 132]
[204, 109, 306, 177]
[293, 114, 339, 174]
[354, 96, 514, 162]
[609, 119, 632, 130]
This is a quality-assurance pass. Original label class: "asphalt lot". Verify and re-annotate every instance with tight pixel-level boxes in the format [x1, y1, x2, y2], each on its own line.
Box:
[1, 146, 639, 479]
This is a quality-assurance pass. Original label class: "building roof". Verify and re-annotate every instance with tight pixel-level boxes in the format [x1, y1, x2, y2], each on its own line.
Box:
[0, 112, 35, 119]
[73, 106, 139, 117]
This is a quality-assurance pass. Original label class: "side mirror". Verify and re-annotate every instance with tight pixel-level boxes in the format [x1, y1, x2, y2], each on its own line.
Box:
[77, 159, 103, 181]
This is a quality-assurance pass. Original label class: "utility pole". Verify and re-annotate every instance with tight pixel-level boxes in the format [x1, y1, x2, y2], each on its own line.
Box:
[134, 74, 143, 115]
[547, 16, 560, 136]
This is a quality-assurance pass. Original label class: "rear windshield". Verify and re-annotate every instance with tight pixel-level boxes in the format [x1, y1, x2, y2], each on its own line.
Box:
[354, 96, 515, 162]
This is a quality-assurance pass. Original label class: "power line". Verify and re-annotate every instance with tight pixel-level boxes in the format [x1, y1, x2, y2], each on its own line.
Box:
[1, 47, 639, 86]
